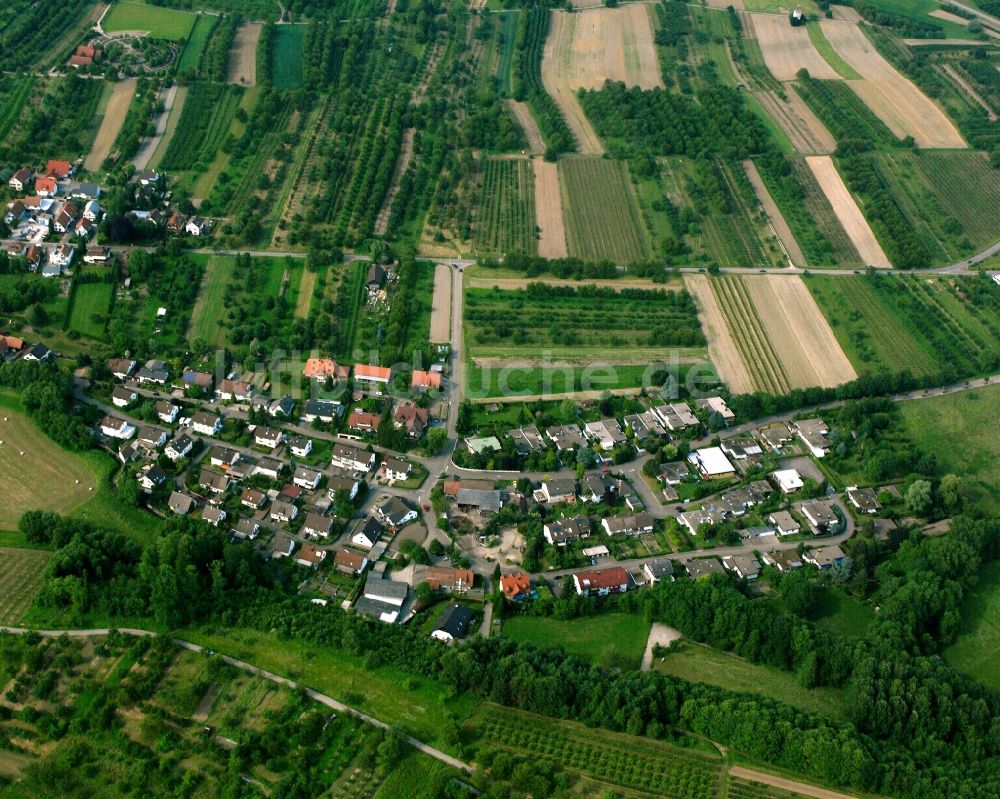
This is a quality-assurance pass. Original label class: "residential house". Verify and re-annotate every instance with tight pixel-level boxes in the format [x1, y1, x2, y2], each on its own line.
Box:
[156, 401, 179, 424]
[723, 554, 761, 581]
[8, 168, 32, 192]
[678, 508, 725, 536]
[228, 456, 257, 481]
[377, 497, 418, 529]
[254, 458, 284, 481]
[354, 364, 392, 390]
[581, 473, 616, 503]
[411, 370, 442, 391]
[584, 419, 627, 450]
[100, 416, 135, 440]
[303, 357, 349, 381]
[769, 511, 800, 537]
[331, 443, 376, 473]
[293, 465, 322, 490]
[506, 426, 546, 454]
[327, 469, 361, 500]
[136, 426, 167, 451]
[659, 462, 690, 485]
[302, 512, 334, 538]
[165, 433, 195, 461]
[424, 566, 475, 593]
[761, 550, 802, 573]
[202, 506, 227, 527]
[138, 360, 169, 385]
[772, 469, 804, 494]
[720, 436, 763, 462]
[47, 243, 74, 271]
[366, 264, 387, 292]
[357, 574, 407, 624]
[185, 217, 210, 236]
[623, 410, 668, 440]
[348, 411, 381, 433]
[166, 213, 188, 234]
[270, 500, 298, 524]
[846, 486, 880, 514]
[431, 605, 474, 643]
[799, 499, 839, 534]
[602, 513, 654, 537]
[543, 516, 591, 546]
[352, 517, 386, 549]
[0, 334, 23, 361]
[267, 394, 295, 418]
[499, 572, 532, 601]
[757, 423, 792, 453]
[111, 386, 137, 408]
[198, 469, 230, 495]
[23, 342, 52, 362]
[83, 200, 101, 222]
[83, 245, 110, 264]
[465, 436, 501, 455]
[240, 488, 267, 510]
[803, 544, 846, 570]
[295, 544, 327, 569]
[698, 396, 735, 423]
[190, 411, 222, 436]
[217, 379, 252, 402]
[643, 559, 675, 584]
[137, 463, 167, 491]
[253, 427, 283, 449]
[303, 398, 342, 423]
[573, 567, 630, 596]
[53, 205, 77, 233]
[209, 445, 240, 469]
[182, 370, 214, 393]
[545, 424, 587, 451]
[688, 447, 736, 479]
[74, 218, 95, 239]
[45, 160, 73, 178]
[232, 518, 260, 540]
[269, 534, 296, 559]
[793, 418, 832, 458]
[540, 478, 576, 504]
[334, 549, 368, 575]
[381, 457, 411, 481]
[168, 491, 195, 515]
[35, 175, 58, 197]
[654, 402, 699, 431]
[71, 183, 100, 201]
[394, 403, 429, 437]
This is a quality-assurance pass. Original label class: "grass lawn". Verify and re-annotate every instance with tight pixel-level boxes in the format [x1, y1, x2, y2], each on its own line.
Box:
[501, 611, 650, 670]
[177, 626, 481, 751]
[68, 279, 114, 339]
[188, 254, 236, 346]
[176, 13, 214, 73]
[945, 561, 1000, 689]
[272, 24, 306, 89]
[0, 548, 50, 624]
[654, 640, 848, 719]
[811, 588, 876, 639]
[467, 362, 678, 399]
[900, 384, 1000, 513]
[103, 1, 196, 40]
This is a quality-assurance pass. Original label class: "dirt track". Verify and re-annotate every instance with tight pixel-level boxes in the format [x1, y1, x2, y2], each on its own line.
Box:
[756, 89, 836, 154]
[227, 22, 261, 86]
[542, 6, 662, 153]
[750, 13, 841, 81]
[929, 8, 970, 26]
[507, 100, 544, 155]
[684, 274, 756, 395]
[743, 160, 806, 266]
[806, 155, 891, 268]
[742, 275, 857, 389]
[429, 263, 452, 344]
[820, 20, 967, 148]
[533, 157, 567, 258]
[85, 79, 136, 172]
[374, 128, 415, 235]
[729, 767, 861, 799]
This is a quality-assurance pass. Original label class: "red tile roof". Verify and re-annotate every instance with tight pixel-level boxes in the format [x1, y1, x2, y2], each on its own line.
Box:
[575, 567, 629, 591]
[355, 364, 391, 382]
[304, 357, 349, 379]
[500, 572, 531, 600]
[411, 370, 441, 389]
[46, 160, 72, 178]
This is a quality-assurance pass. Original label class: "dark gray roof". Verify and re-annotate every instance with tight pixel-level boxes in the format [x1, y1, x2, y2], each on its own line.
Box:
[434, 604, 474, 640]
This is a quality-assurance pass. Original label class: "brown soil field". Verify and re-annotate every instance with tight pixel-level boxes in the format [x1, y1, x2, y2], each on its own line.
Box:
[830, 4, 862, 23]
[85, 78, 137, 172]
[684, 274, 757, 395]
[542, 6, 662, 153]
[905, 38, 1000, 46]
[429, 263, 452, 344]
[705, 0, 745, 8]
[750, 13, 841, 81]
[756, 88, 836, 154]
[533, 157, 568, 258]
[806, 155, 891, 268]
[820, 20, 967, 148]
[507, 99, 545, 155]
[743, 160, 805, 265]
[374, 127, 415, 235]
[929, 8, 970, 26]
[741, 275, 857, 389]
[227, 22, 261, 86]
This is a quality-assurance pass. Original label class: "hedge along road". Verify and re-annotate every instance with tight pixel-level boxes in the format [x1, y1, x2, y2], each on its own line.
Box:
[0, 626, 471, 773]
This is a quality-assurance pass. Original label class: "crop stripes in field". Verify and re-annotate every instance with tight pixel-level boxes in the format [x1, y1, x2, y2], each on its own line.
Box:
[713, 277, 789, 395]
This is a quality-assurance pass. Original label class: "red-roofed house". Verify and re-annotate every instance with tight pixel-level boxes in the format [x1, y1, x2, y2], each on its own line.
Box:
[411, 370, 442, 390]
[500, 572, 532, 601]
[304, 357, 349, 380]
[394, 403, 429, 437]
[573, 567, 630, 596]
[69, 55, 92, 67]
[35, 176, 58, 197]
[46, 160, 73, 178]
[76, 44, 102, 59]
[355, 364, 392, 386]
[348, 411, 381, 433]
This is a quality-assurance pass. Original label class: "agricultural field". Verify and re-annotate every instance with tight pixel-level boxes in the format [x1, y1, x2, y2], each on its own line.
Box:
[84, 78, 136, 173]
[653, 640, 848, 719]
[228, 21, 262, 86]
[159, 83, 242, 171]
[753, 87, 836, 155]
[501, 611, 651, 670]
[0, 549, 49, 624]
[748, 13, 841, 81]
[473, 158, 537, 256]
[533, 158, 566, 258]
[187, 255, 237, 347]
[0, 0, 94, 72]
[0, 408, 95, 529]
[466, 362, 662, 399]
[271, 24, 306, 89]
[176, 12, 216, 73]
[467, 703, 724, 798]
[102, 1, 196, 40]
[67, 275, 115, 340]
[558, 156, 650, 262]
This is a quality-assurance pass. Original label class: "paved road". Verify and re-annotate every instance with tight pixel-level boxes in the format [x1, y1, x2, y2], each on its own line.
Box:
[0, 626, 471, 773]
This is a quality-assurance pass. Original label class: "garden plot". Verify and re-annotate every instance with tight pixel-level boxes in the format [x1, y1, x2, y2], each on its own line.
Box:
[749, 13, 840, 81]
[805, 155, 890, 268]
[84, 78, 136, 172]
[820, 20, 967, 148]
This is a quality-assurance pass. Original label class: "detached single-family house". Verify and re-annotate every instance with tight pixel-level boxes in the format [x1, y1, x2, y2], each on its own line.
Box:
[107, 358, 136, 380]
[799, 499, 839, 534]
[138, 361, 170, 385]
[209, 445, 240, 469]
[35, 175, 58, 197]
[678, 508, 725, 537]
[100, 415, 135, 440]
[47, 243, 74, 270]
[643, 559, 675, 584]
[303, 398, 342, 423]
[543, 516, 591, 546]
[348, 411, 381, 433]
[288, 436, 312, 458]
[411, 370, 442, 391]
[202, 506, 227, 527]
[601, 513, 654, 537]
[165, 433, 195, 461]
[352, 517, 386, 549]
[253, 426, 283, 449]
[354, 364, 392, 390]
[217, 379, 253, 402]
[8, 168, 32, 192]
[723, 554, 761, 581]
[136, 426, 167, 451]
[357, 575, 407, 624]
[267, 394, 295, 418]
[168, 491, 195, 515]
[376, 497, 418, 529]
[254, 457, 284, 481]
[185, 217, 211, 236]
[506, 426, 546, 454]
[270, 500, 299, 524]
[581, 473, 616, 503]
[685, 558, 726, 579]
[545, 424, 587, 451]
[573, 567, 630, 596]
[335, 549, 368, 575]
[431, 604, 474, 643]
[293, 465, 322, 490]
[302, 512, 334, 538]
[803, 544, 846, 570]
[688, 447, 736, 479]
[111, 386, 137, 408]
[762, 550, 802, 573]
[270, 533, 296, 559]
[540, 478, 576, 504]
[295, 544, 327, 569]
[331, 443, 376, 473]
[83, 245, 111, 264]
[137, 463, 167, 491]
[424, 566, 476, 594]
[499, 572, 532, 601]
[182, 370, 214, 392]
[232, 518, 260, 540]
[156, 401, 180, 424]
[240, 487, 267, 510]
[584, 419, 627, 450]
[303, 357, 349, 381]
[381, 457, 411, 481]
[846, 486, 880, 514]
[394, 403, 428, 437]
[793, 418, 832, 458]
[769, 511, 801, 537]
[24, 342, 52, 362]
[198, 468, 230, 495]
[327, 469, 361, 500]
[190, 411, 222, 436]
[772, 469, 804, 494]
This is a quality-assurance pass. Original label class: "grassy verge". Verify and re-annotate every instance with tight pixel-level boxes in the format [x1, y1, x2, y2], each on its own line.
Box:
[501, 611, 650, 670]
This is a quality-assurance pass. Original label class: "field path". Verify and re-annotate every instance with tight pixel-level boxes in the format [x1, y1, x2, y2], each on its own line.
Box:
[729, 767, 861, 799]
[820, 20, 967, 148]
[85, 78, 137, 172]
[430, 263, 452, 344]
[750, 13, 841, 81]
[374, 128, 415, 236]
[684, 274, 756, 395]
[805, 155, 891, 268]
[133, 84, 179, 170]
[507, 100, 545, 155]
[756, 87, 836, 155]
[147, 84, 188, 170]
[228, 22, 262, 86]
[743, 160, 805, 266]
[533, 157, 567, 258]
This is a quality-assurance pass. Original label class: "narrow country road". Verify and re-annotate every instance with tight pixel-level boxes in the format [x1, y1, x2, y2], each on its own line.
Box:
[0, 626, 471, 773]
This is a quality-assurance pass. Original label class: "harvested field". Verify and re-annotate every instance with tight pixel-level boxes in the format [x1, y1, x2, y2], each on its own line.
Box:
[820, 20, 967, 148]
[830, 4, 862, 23]
[805, 155, 891, 268]
[705, 0, 745, 8]
[294, 268, 316, 319]
[227, 22, 261, 86]
[85, 78, 136, 172]
[533, 157, 567, 259]
[0, 548, 49, 625]
[749, 13, 840, 81]
[684, 274, 756, 395]
[542, 5, 663, 153]
[374, 128, 415, 236]
[429, 263, 452, 344]
[929, 8, 970, 26]
[755, 87, 836, 154]
[507, 99, 544, 155]
[791, 158, 863, 266]
[741, 274, 857, 389]
[743, 160, 805, 266]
